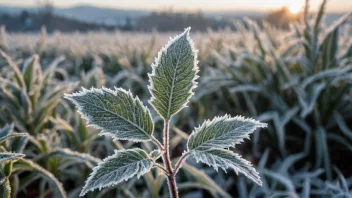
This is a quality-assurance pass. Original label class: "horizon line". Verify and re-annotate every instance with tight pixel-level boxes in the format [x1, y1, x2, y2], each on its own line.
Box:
[0, 3, 350, 14]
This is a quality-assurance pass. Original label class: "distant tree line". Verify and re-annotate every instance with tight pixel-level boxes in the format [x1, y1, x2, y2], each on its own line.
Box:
[135, 10, 209, 31]
[0, 3, 114, 33]
[134, 8, 301, 31]
[0, 5, 303, 33]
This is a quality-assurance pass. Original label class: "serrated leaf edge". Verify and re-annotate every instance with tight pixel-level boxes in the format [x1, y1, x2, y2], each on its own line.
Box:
[187, 114, 267, 151]
[190, 149, 262, 186]
[80, 148, 152, 196]
[64, 86, 155, 142]
[148, 27, 200, 119]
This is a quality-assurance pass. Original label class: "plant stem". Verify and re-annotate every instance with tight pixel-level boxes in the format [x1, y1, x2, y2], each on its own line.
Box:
[174, 152, 190, 174]
[152, 136, 165, 150]
[155, 119, 189, 198]
[162, 119, 178, 198]
[167, 175, 178, 198]
[153, 163, 169, 176]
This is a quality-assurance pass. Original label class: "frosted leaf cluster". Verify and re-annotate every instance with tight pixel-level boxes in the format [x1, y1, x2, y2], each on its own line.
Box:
[187, 115, 266, 185]
[65, 28, 265, 197]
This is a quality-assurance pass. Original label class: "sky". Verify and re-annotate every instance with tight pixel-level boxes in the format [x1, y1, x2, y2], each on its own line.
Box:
[0, 0, 351, 12]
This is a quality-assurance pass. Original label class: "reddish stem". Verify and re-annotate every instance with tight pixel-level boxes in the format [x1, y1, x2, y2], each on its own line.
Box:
[162, 119, 178, 198]
[152, 136, 165, 150]
[153, 119, 190, 198]
[174, 152, 190, 174]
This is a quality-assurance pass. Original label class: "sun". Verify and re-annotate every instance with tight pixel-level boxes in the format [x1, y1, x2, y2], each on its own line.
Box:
[288, 2, 303, 14]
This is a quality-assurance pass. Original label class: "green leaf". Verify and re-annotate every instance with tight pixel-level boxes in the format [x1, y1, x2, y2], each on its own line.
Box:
[0, 123, 13, 139]
[190, 149, 262, 186]
[1, 178, 11, 198]
[187, 115, 265, 186]
[313, 0, 327, 39]
[148, 27, 199, 119]
[37, 148, 102, 167]
[22, 55, 40, 93]
[0, 50, 25, 88]
[80, 148, 153, 196]
[297, 82, 326, 118]
[187, 115, 267, 151]
[149, 150, 164, 161]
[0, 153, 25, 164]
[65, 87, 154, 142]
[0, 123, 27, 145]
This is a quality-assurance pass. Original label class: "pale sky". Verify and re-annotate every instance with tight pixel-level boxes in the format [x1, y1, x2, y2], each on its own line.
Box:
[0, 0, 351, 12]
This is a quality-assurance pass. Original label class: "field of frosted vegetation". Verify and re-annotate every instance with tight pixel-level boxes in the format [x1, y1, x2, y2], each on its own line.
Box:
[0, 2, 352, 197]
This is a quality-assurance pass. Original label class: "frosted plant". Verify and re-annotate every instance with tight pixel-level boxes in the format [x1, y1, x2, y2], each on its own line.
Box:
[65, 28, 267, 197]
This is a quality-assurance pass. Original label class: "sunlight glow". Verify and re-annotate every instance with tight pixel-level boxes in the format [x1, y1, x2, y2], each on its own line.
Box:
[288, 2, 303, 14]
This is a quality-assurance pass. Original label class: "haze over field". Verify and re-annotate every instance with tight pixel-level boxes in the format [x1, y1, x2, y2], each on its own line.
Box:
[0, 0, 349, 29]
[0, 0, 351, 12]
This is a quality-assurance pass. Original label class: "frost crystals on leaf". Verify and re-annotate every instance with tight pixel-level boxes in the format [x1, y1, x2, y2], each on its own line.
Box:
[191, 149, 262, 186]
[0, 153, 25, 163]
[149, 149, 164, 161]
[187, 115, 266, 186]
[148, 27, 199, 119]
[65, 87, 154, 142]
[187, 115, 267, 151]
[80, 148, 153, 196]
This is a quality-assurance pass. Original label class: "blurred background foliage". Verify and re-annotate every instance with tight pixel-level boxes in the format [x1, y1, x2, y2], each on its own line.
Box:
[0, 0, 352, 197]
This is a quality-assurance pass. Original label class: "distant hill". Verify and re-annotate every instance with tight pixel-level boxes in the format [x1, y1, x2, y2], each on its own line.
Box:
[0, 4, 267, 25]
[0, 5, 117, 32]
[53, 5, 149, 26]
[0, 5, 149, 26]
[0, 4, 348, 29]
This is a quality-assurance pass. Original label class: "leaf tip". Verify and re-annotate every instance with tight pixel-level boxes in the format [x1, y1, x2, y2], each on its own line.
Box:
[184, 26, 191, 34]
